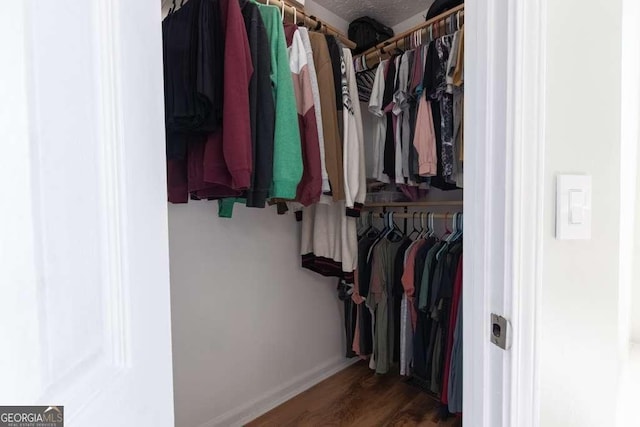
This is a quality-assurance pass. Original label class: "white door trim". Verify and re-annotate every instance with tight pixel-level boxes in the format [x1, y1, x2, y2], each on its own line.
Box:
[506, 0, 546, 425]
[465, 0, 546, 425]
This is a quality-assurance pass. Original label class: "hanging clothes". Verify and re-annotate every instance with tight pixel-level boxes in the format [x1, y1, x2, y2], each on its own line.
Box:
[163, 0, 223, 162]
[368, 60, 390, 184]
[166, 0, 254, 203]
[284, 24, 322, 206]
[356, 68, 377, 103]
[309, 32, 345, 201]
[441, 255, 463, 408]
[342, 48, 367, 217]
[353, 213, 463, 403]
[240, 0, 275, 208]
[423, 35, 458, 191]
[299, 44, 365, 282]
[366, 237, 409, 374]
[257, 3, 303, 200]
[298, 27, 331, 195]
[358, 27, 464, 192]
[382, 58, 397, 181]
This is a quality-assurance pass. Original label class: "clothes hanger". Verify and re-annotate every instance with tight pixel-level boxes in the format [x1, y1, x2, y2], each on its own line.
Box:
[424, 212, 435, 239]
[428, 212, 436, 237]
[365, 211, 379, 237]
[408, 212, 420, 239]
[378, 212, 390, 237]
[436, 212, 457, 260]
[281, 0, 286, 22]
[441, 212, 452, 239]
[168, 0, 177, 15]
[452, 212, 463, 240]
[382, 211, 394, 239]
[393, 40, 404, 55]
[386, 212, 404, 241]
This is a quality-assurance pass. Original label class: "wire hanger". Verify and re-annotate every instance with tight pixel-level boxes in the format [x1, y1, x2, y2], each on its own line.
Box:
[428, 212, 435, 237]
[393, 39, 403, 55]
[436, 212, 455, 260]
[416, 212, 426, 239]
[409, 212, 420, 239]
[281, 0, 286, 22]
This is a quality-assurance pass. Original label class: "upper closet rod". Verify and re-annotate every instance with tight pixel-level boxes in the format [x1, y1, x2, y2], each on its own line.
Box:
[255, 0, 357, 49]
[355, 4, 464, 68]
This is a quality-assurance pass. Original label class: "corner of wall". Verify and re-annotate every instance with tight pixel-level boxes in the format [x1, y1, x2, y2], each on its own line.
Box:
[197, 357, 358, 427]
[304, 0, 349, 33]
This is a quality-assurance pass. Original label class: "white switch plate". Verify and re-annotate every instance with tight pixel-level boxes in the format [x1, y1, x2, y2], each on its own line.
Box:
[556, 175, 592, 240]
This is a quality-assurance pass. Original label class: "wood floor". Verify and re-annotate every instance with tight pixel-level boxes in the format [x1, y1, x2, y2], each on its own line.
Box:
[246, 361, 462, 427]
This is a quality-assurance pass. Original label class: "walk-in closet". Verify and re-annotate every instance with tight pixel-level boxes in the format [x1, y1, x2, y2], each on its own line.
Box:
[8, 0, 630, 424]
[162, 0, 466, 425]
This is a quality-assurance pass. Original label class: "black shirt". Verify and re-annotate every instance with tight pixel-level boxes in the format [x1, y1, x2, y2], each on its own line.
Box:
[162, 0, 224, 160]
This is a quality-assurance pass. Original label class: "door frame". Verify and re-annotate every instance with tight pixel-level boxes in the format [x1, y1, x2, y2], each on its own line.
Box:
[465, 0, 546, 426]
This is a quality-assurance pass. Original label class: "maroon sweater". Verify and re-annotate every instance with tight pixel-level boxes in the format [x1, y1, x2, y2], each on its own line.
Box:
[284, 24, 322, 206]
[168, 0, 253, 202]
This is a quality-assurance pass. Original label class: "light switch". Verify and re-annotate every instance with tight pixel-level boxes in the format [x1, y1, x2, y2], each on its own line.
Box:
[568, 189, 585, 224]
[557, 175, 591, 240]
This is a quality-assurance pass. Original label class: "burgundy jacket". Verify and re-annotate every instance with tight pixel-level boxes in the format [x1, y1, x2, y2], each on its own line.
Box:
[168, 0, 253, 202]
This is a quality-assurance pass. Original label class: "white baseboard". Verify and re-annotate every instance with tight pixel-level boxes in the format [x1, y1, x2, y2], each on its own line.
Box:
[197, 357, 359, 427]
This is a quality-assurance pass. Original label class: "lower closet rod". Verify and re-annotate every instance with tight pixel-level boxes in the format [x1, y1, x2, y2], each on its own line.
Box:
[374, 213, 461, 220]
[363, 201, 463, 208]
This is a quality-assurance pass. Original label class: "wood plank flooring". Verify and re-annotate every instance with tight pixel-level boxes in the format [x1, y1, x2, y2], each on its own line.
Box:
[246, 361, 462, 427]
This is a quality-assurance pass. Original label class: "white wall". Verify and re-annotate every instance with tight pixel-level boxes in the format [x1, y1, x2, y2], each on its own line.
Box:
[393, 8, 428, 34]
[167, 6, 354, 426]
[305, 0, 349, 33]
[169, 202, 348, 427]
[633, 153, 640, 341]
[539, 0, 623, 426]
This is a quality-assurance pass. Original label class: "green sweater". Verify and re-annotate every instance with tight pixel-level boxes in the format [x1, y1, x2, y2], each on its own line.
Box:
[257, 4, 303, 199]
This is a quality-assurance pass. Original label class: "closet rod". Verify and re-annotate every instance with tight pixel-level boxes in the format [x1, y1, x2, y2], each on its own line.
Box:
[364, 201, 463, 208]
[255, 0, 357, 49]
[355, 4, 464, 68]
[374, 213, 461, 220]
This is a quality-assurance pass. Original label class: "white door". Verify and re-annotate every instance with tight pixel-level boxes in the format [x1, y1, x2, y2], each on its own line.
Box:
[0, 1, 175, 426]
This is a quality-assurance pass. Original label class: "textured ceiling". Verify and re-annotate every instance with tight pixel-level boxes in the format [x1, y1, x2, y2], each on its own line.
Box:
[312, 0, 432, 28]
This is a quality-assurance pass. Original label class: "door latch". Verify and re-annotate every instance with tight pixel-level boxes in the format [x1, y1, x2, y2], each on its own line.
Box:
[490, 313, 511, 350]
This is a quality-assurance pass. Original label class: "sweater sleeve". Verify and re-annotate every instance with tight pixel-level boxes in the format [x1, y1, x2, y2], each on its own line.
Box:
[271, 20, 303, 199]
[342, 49, 367, 217]
[290, 31, 322, 206]
[299, 28, 331, 195]
[221, 0, 253, 189]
